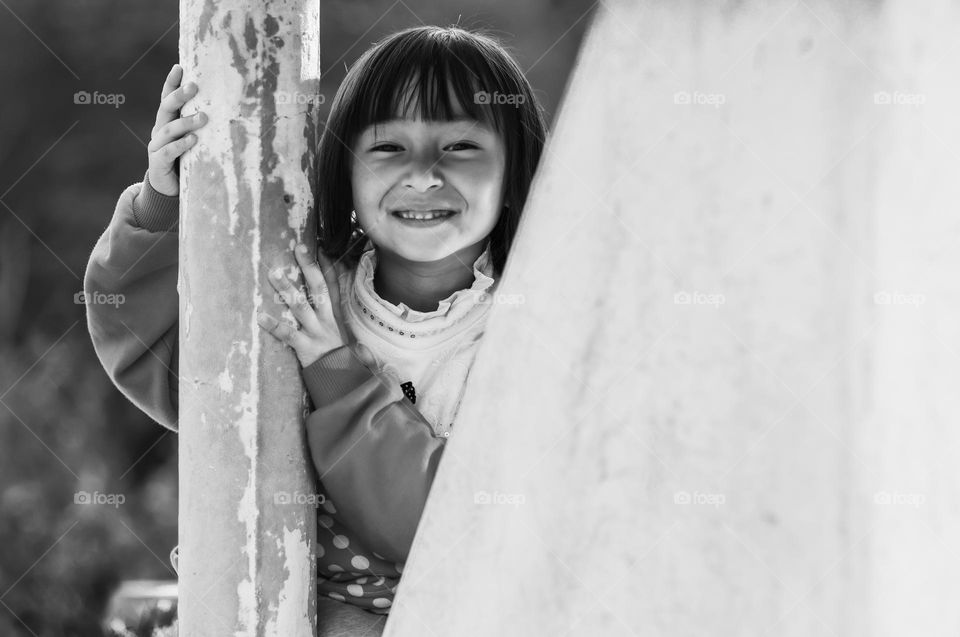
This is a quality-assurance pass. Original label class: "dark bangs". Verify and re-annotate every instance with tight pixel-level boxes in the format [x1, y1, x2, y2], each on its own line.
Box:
[316, 25, 548, 277]
[353, 34, 506, 141]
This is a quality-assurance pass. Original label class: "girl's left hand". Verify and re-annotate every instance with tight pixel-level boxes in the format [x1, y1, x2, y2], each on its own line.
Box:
[257, 242, 356, 369]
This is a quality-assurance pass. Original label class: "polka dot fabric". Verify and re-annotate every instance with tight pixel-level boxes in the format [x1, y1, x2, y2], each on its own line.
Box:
[316, 494, 402, 614]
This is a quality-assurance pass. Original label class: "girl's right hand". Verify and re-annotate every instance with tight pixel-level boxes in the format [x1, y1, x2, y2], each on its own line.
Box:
[146, 64, 208, 197]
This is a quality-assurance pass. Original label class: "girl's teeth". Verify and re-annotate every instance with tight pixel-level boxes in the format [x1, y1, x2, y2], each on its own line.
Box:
[398, 210, 452, 220]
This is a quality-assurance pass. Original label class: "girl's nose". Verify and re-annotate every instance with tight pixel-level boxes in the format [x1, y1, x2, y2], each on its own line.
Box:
[401, 154, 444, 192]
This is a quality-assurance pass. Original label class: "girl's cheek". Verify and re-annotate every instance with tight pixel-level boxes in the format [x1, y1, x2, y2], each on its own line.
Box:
[351, 174, 381, 204]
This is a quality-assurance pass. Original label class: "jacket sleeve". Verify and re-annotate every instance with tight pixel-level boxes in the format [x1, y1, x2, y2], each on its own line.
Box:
[83, 170, 181, 432]
[301, 344, 446, 564]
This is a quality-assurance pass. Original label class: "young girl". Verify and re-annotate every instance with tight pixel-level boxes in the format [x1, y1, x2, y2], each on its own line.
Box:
[84, 24, 546, 635]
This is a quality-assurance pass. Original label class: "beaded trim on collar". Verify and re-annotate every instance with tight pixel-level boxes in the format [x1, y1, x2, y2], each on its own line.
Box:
[350, 238, 497, 340]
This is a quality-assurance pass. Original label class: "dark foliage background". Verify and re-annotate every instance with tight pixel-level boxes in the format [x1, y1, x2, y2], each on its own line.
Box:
[0, 1, 591, 634]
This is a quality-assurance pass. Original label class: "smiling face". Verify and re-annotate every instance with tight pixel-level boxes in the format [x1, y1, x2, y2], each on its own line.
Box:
[349, 97, 507, 264]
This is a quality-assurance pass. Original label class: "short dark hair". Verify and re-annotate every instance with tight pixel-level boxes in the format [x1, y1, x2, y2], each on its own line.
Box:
[315, 25, 548, 278]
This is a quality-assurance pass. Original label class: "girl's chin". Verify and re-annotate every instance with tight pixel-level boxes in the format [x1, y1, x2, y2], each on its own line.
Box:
[385, 241, 470, 264]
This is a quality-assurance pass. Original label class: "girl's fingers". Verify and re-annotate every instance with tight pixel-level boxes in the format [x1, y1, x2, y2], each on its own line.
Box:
[268, 267, 324, 334]
[156, 77, 197, 132]
[256, 311, 311, 351]
[155, 70, 180, 131]
[312, 247, 340, 302]
[313, 249, 353, 344]
[267, 245, 353, 353]
[153, 135, 197, 162]
[296, 244, 348, 340]
[294, 244, 331, 309]
[160, 64, 182, 101]
[148, 112, 207, 153]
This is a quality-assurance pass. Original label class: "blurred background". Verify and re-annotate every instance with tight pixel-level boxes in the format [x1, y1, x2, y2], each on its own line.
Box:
[0, 0, 592, 634]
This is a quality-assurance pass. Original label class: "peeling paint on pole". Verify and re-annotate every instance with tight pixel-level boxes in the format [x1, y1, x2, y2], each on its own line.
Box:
[178, 1, 321, 635]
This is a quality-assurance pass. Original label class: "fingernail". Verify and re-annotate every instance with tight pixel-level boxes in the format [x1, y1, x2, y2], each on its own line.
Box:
[296, 244, 307, 254]
[270, 268, 283, 279]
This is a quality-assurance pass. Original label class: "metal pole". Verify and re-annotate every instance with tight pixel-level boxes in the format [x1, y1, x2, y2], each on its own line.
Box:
[178, 1, 321, 634]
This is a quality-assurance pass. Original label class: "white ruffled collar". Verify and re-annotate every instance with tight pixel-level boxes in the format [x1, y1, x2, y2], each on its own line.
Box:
[352, 238, 496, 327]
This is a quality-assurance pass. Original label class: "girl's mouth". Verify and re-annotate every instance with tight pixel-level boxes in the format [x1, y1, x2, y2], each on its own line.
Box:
[392, 209, 458, 226]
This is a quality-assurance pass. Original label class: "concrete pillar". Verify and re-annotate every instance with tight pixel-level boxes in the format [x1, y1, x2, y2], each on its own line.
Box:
[177, 1, 321, 634]
[384, 1, 960, 635]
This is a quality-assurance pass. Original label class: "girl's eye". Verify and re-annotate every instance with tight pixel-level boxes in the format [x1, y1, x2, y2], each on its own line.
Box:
[369, 142, 479, 153]
[446, 142, 478, 151]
